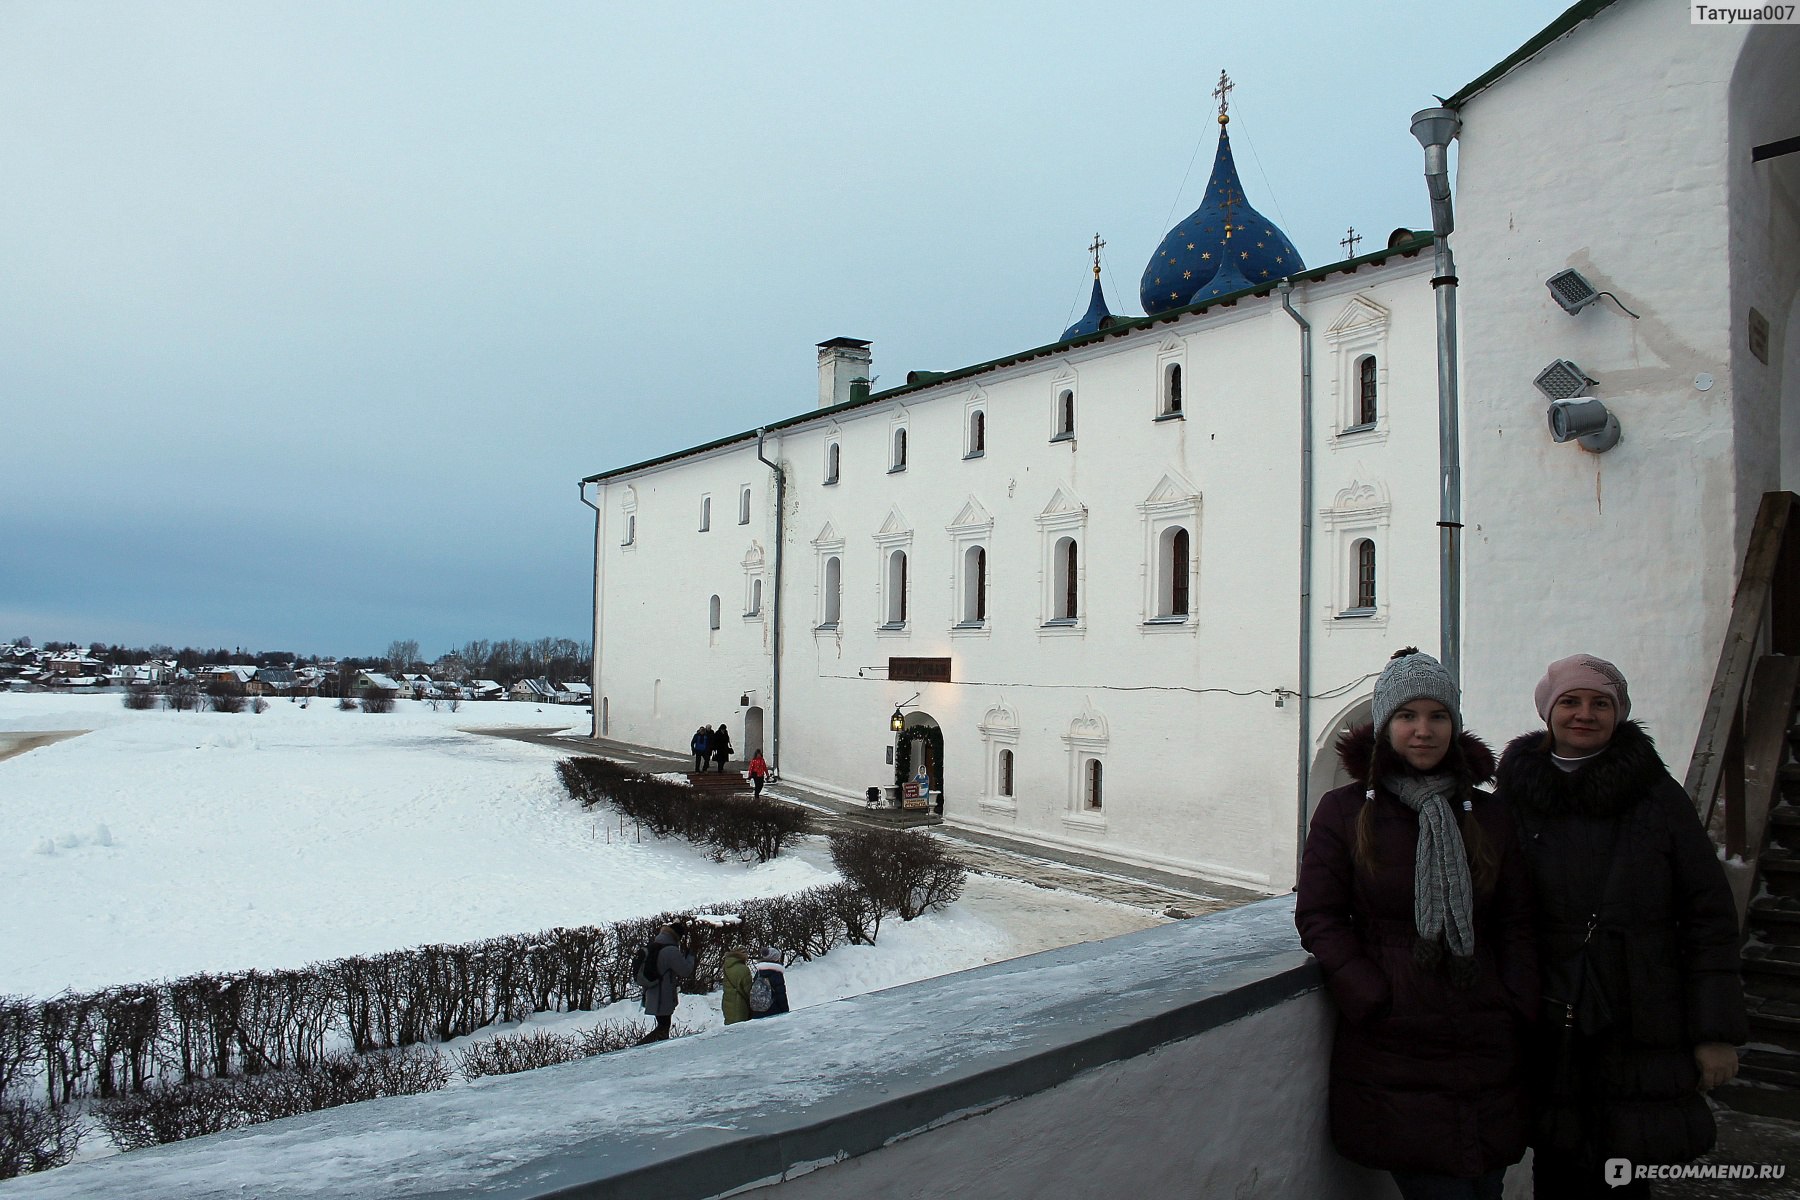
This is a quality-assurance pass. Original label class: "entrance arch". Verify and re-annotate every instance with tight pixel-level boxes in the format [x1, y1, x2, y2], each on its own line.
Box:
[1307, 695, 1372, 830]
[896, 711, 943, 793]
[743, 707, 765, 762]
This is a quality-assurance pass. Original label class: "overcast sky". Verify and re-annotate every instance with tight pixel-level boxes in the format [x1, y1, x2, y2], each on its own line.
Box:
[0, 1, 1572, 659]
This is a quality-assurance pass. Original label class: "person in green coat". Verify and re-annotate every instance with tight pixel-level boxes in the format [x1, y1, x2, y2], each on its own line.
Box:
[722, 947, 754, 1025]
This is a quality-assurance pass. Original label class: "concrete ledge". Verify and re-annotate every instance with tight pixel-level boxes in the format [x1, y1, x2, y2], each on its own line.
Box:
[7, 899, 1320, 1200]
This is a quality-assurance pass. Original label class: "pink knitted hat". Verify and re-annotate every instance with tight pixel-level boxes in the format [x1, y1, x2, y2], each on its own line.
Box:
[1533, 654, 1631, 722]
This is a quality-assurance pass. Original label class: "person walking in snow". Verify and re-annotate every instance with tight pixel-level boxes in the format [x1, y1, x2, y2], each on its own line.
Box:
[722, 946, 754, 1025]
[635, 919, 696, 1045]
[748, 749, 769, 797]
[749, 947, 790, 1019]
[710, 723, 733, 773]
[690, 726, 710, 773]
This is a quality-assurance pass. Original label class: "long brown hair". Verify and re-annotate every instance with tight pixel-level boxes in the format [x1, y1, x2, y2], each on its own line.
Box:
[1352, 732, 1498, 893]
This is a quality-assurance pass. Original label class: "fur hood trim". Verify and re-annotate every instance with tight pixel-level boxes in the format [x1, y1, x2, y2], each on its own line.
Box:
[1494, 719, 1668, 818]
[1335, 723, 1497, 786]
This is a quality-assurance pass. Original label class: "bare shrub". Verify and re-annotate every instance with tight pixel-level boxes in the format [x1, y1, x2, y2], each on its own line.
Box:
[337, 697, 358, 712]
[828, 827, 967, 926]
[361, 689, 396, 714]
[166, 684, 199, 712]
[455, 1019, 674, 1082]
[555, 757, 808, 863]
[0, 1097, 83, 1178]
[447, 697, 461, 713]
[0, 999, 36, 1098]
[207, 689, 245, 714]
[121, 688, 157, 711]
[251, 698, 268, 714]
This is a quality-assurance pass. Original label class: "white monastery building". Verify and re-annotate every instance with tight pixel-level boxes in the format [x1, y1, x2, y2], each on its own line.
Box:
[582, 0, 1798, 893]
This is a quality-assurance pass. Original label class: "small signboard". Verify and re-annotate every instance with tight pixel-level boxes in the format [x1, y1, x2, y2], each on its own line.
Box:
[902, 781, 929, 810]
[889, 657, 952, 684]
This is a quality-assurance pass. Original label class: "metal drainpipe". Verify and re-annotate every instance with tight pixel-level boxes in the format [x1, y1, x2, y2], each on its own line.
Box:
[1413, 107, 1464, 687]
[1279, 280, 1315, 880]
[755, 430, 784, 773]
[578, 481, 605, 739]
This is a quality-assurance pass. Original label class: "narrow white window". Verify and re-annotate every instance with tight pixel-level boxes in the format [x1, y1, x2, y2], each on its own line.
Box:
[700, 496, 711, 532]
[1357, 355, 1378, 427]
[1054, 390, 1075, 440]
[1163, 363, 1183, 416]
[885, 550, 908, 625]
[1052, 537, 1078, 621]
[967, 410, 986, 458]
[749, 578, 763, 616]
[708, 595, 721, 630]
[962, 545, 987, 624]
[998, 749, 1014, 797]
[823, 556, 841, 625]
[739, 486, 751, 524]
[1354, 539, 1377, 610]
[825, 442, 841, 485]
[1159, 526, 1191, 617]
[1083, 759, 1103, 811]
[891, 428, 908, 472]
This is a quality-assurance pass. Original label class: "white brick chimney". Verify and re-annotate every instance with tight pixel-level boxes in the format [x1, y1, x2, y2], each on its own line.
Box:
[816, 338, 872, 409]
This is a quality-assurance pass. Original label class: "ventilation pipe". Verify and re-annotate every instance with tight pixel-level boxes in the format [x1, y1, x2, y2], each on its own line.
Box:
[1279, 279, 1315, 879]
[755, 429, 785, 773]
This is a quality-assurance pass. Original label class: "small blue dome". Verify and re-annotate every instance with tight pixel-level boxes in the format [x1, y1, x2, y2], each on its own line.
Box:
[1140, 121, 1303, 315]
[1061, 276, 1115, 341]
[1195, 251, 1255, 300]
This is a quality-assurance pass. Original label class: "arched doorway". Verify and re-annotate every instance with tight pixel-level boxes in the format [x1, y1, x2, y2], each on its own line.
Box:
[743, 707, 765, 762]
[895, 711, 944, 801]
[1307, 695, 1372, 830]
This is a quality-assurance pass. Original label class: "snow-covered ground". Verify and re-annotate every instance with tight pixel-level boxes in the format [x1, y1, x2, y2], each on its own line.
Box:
[0, 694, 1158, 1006]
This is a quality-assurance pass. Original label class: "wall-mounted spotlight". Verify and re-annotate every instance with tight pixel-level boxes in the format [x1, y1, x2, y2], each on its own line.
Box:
[1534, 359, 1597, 401]
[1545, 269, 1641, 318]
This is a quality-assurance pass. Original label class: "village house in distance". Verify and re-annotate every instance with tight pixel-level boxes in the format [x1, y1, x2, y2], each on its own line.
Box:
[579, 2, 1798, 892]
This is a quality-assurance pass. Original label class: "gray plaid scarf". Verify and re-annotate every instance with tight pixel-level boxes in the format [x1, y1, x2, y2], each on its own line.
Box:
[1383, 773, 1475, 965]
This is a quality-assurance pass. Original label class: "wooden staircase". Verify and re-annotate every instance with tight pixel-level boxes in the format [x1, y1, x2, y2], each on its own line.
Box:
[1688, 492, 1800, 1092]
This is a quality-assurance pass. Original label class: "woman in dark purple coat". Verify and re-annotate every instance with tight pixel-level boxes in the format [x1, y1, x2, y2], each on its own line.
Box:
[1297, 649, 1537, 1200]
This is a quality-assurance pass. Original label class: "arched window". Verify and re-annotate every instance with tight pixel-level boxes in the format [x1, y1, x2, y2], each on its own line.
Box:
[700, 496, 711, 532]
[968, 410, 985, 457]
[739, 486, 751, 525]
[750, 578, 762, 615]
[1160, 526, 1190, 617]
[891, 428, 908, 472]
[823, 556, 841, 625]
[962, 545, 987, 624]
[1053, 537, 1078, 620]
[825, 442, 841, 484]
[1357, 356, 1378, 426]
[623, 514, 635, 546]
[1354, 539, 1377, 610]
[708, 595, 721, 630]
[1084, 759, 1103, 810]
[886, 550, 908, 625]
[1164, 363, 1183, 415]
[998, 748, 1014, 797]
[1056, 390, 1075, 438]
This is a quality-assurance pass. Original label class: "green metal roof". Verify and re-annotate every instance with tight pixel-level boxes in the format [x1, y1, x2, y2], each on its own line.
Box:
[1445, 0, 1622, 110]
[580, 233, 1434, 486]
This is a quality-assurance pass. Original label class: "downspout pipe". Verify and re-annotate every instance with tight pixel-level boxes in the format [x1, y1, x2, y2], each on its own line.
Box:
[1412, 106, 1464, 687]
[755, 429, 784, 774]
[577, 481, 605, 739]
[1279, 279, 1314, 881]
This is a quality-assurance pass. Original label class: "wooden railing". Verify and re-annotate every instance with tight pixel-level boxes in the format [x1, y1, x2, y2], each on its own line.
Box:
[1686, 491, 1800, 911]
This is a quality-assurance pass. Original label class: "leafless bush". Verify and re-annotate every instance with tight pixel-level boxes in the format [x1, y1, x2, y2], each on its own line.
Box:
[166, 684, 199, 712]
[250, 698, 268, 714]
[455, 1019, 674, 1081]
[121, 688, 157, 711]
[0, 1097, 83, 1178]
[447, 697, 461, 713]
[207, 689, 246, 714]
[828, 827, 967, 926]
[361, 689, 396, 714]
[0, 998, 35, 1098]
[337, 697, 358, 711]
[556, 758, 809, 863]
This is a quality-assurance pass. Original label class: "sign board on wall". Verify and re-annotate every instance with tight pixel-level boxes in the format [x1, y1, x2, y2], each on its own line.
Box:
[889, 657, 952, 683]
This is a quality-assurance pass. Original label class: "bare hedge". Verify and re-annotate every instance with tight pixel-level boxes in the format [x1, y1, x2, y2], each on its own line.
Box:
[557, 757, 810, 863]
[0, 1097, 81, 1179]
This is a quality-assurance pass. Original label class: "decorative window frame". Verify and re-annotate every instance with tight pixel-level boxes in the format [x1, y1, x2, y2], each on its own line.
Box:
[1324, 295, 1391, 444]
[1049, 368, 1077, 444]
[1137, 471, 1201, 633]
[873, 506, 913, 635]
[889, 406, 910, 474]
[1154, 338, 1187, 421]
[977, 698, 1020, 815]
[813, 522, 844, 634]
[1320, 479, 1391, 627]
[1061, 703, 1109, 832]
[947, 496, 994, 638]
[619, 486, 638, 550]
[1036, 486, 1087, 636]
[741, 544, 766, 620]
[964, 391, 988, 460]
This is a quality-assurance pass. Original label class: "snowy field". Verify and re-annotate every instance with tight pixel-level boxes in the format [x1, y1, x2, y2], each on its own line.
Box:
[0, 694, 1158, 1007]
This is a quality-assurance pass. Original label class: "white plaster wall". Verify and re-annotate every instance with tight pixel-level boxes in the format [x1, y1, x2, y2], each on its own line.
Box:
[750, 990, 1436, 1200]
[1454, 0, 1754, 760]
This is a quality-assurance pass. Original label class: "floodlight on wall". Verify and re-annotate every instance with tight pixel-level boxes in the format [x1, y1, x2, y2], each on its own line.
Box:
[1547, 397, 1622, 453]
[1533, 359, 1598, 401]
[1545, 269, 1642, 318]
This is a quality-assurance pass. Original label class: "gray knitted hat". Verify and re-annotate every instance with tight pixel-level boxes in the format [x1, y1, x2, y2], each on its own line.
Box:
[1372, 648, 1462, 735]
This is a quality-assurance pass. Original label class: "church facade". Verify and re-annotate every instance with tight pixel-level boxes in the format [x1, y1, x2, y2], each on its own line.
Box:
[582, 1, 1798, 893]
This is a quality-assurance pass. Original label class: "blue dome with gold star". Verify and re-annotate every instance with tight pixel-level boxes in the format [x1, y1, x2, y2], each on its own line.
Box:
[1061, 275, 1116, 341]
[1140, 115, 1303, 315]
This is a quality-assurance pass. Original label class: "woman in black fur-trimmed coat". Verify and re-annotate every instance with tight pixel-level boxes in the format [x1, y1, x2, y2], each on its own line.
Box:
[1495, 654, 1746, 1199]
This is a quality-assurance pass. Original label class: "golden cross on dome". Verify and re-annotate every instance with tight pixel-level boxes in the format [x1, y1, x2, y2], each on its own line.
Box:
[1340, 226, 1363, 257]
[1213, 70, 1233, 124]
[1089, 232, 1105, 279]
[1219, 186, 1242, 240]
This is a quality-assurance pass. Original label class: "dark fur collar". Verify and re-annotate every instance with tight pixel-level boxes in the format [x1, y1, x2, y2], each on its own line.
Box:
[1495, 719, 1668, 818]
[1335, 723, 1496, 786]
